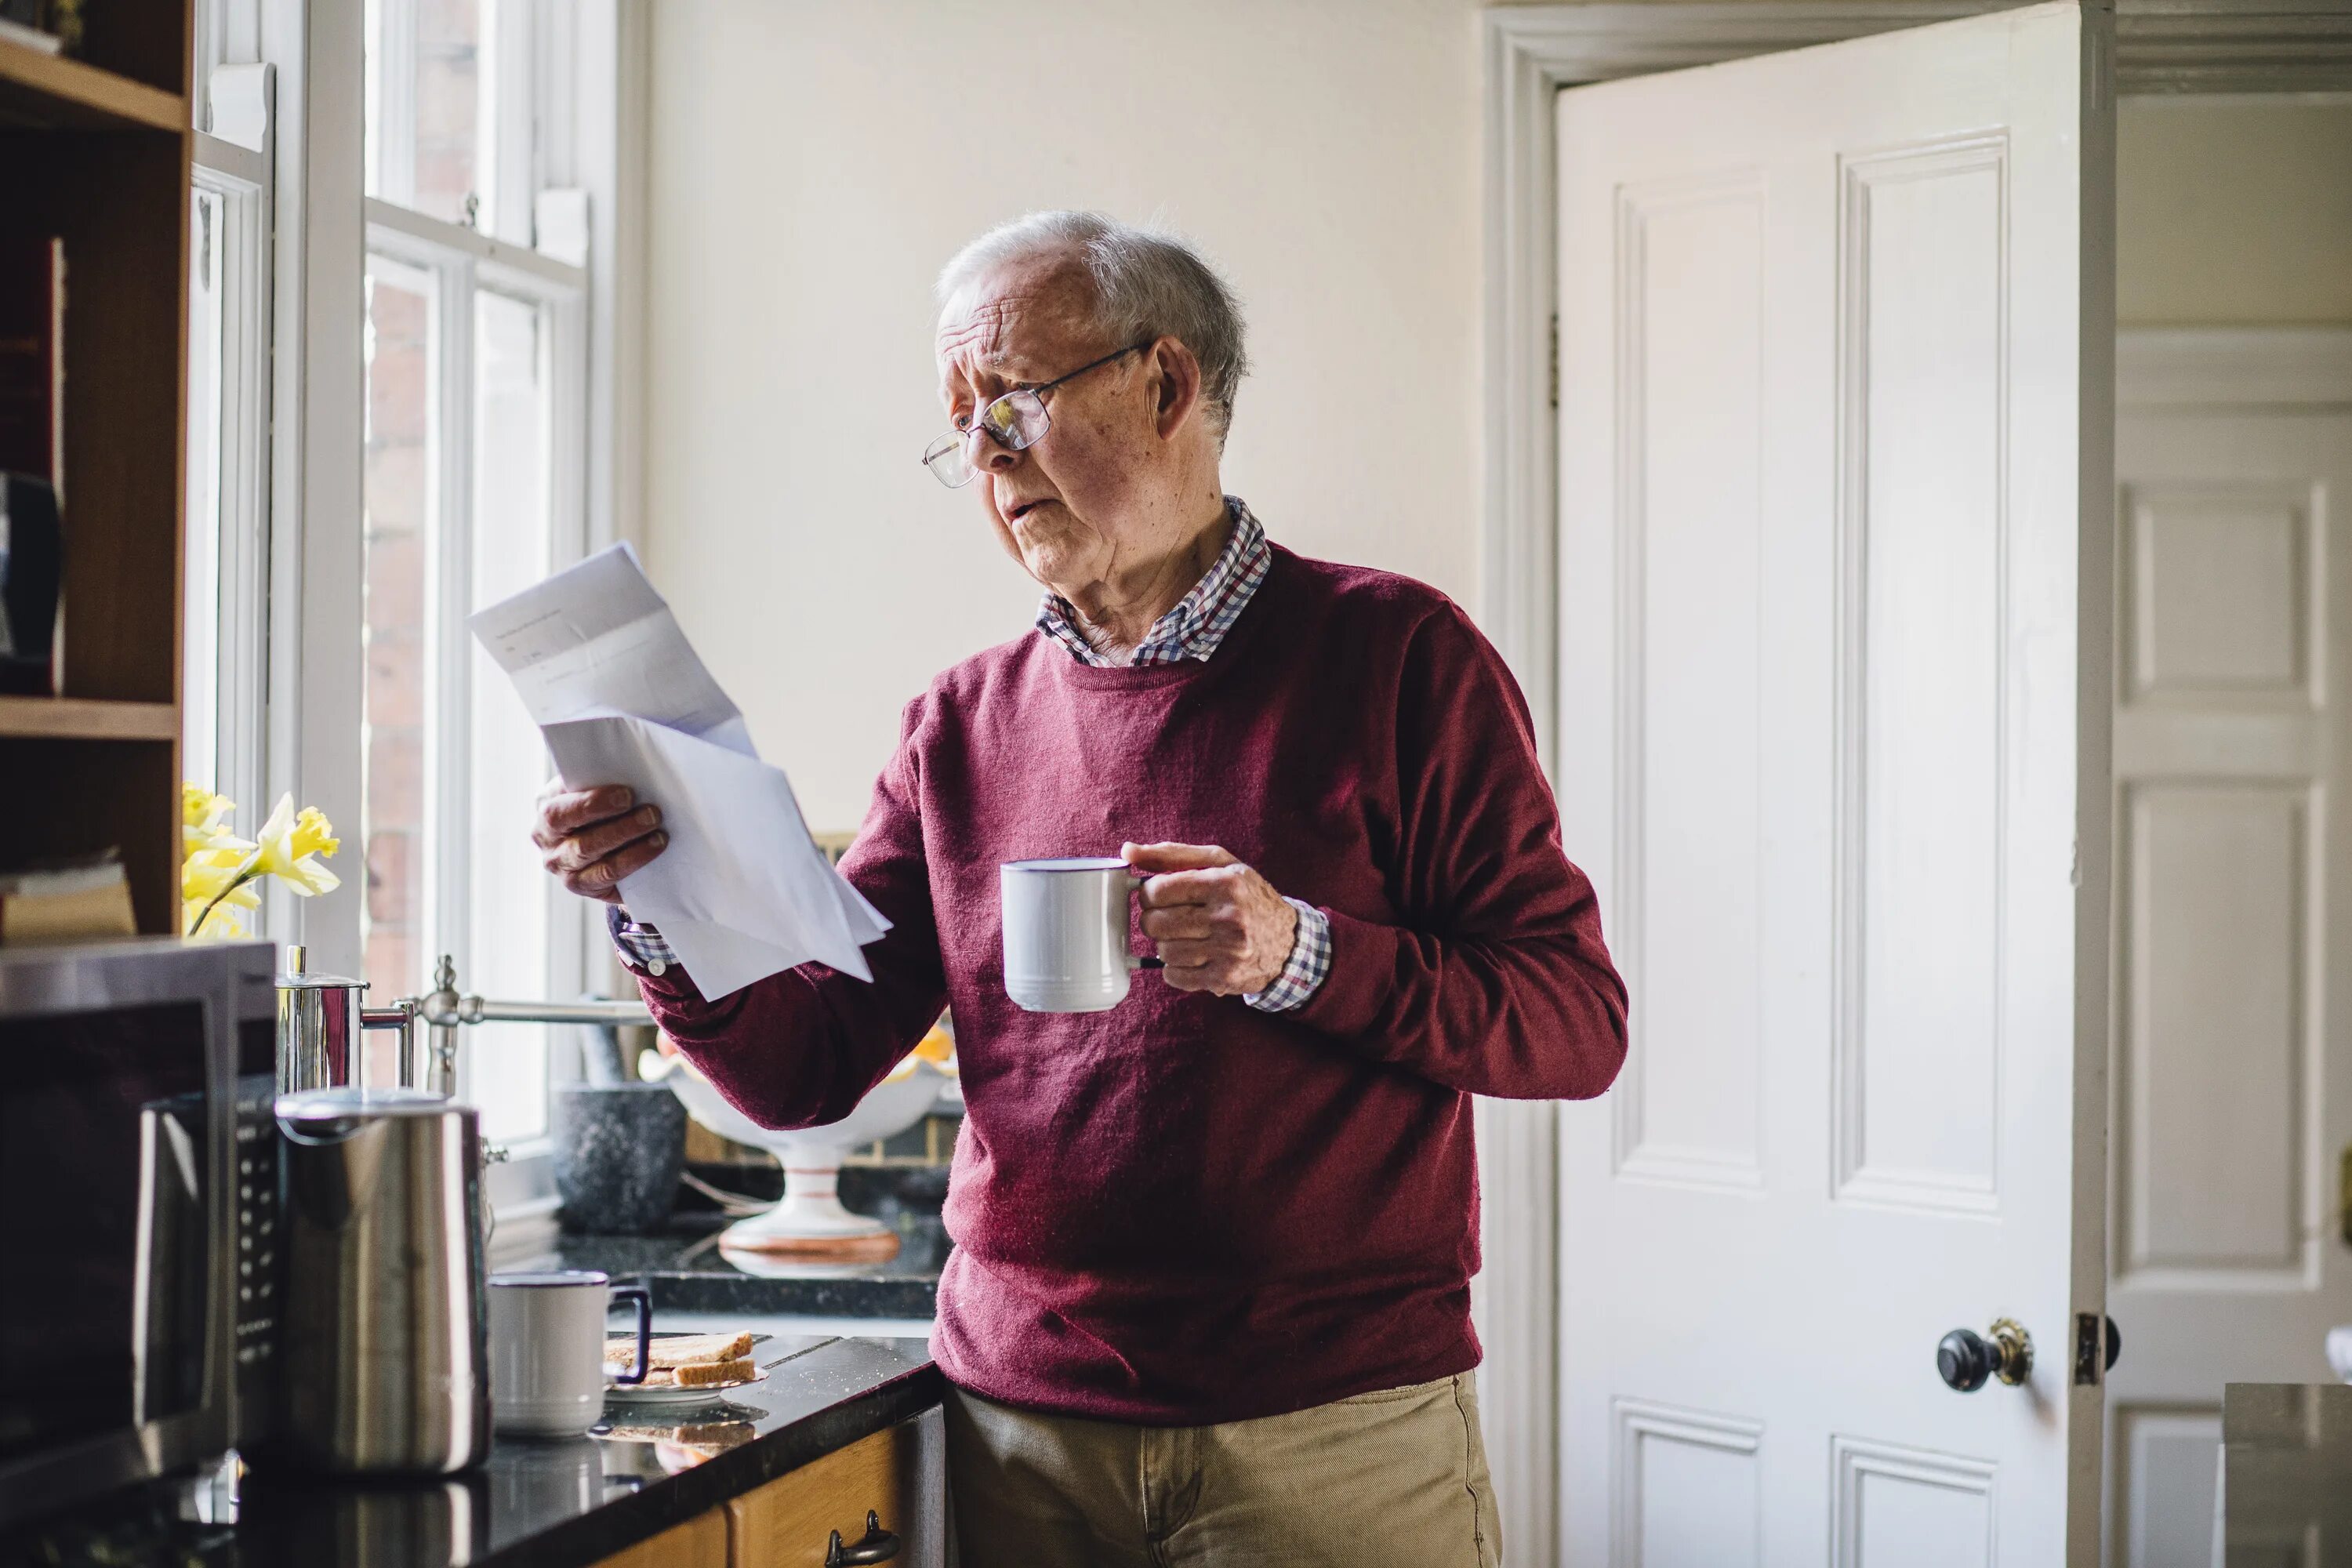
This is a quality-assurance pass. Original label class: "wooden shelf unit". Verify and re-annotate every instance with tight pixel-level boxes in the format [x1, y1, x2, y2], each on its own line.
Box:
[0, 696, 180, 740]
[0, 0, 191, 935]
[0, 36, 185, 132]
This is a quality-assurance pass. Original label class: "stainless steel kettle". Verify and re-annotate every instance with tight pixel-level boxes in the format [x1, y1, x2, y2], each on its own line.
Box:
[272, 1088, 490, 1474]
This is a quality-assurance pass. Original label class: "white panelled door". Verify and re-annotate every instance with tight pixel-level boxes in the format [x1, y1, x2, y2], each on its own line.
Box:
[1553, 5, 2115, 1565]
[2105, 331, 2352, 1567]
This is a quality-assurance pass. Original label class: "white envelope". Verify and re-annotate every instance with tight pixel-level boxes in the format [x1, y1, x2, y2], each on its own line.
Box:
[470, 544, 888, 1000]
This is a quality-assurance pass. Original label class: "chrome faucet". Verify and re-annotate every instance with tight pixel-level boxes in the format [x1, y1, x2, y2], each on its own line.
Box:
[412, 953, 655, 1097]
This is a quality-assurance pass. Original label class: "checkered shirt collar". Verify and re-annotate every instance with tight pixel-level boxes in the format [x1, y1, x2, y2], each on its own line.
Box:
[1034, 498, 1270, 669]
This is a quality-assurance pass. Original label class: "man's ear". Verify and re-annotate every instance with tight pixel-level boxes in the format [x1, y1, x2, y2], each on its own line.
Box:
[1149, 337, 1203, 441]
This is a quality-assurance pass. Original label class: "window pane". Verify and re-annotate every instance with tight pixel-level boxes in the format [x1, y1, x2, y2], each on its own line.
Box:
[466, 289, 554, 1145]
[415, 0, 483, 226]
[365, 0, 488, 227]
[361, 260, 436, 1005]
[182, 187, 226, 798]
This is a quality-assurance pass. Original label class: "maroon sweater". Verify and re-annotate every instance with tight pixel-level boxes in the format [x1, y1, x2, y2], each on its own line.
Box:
[632, 546, 1627, 1423]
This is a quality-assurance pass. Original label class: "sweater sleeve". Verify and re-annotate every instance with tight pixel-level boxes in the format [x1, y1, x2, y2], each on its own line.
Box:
[626, 695, 949, 1130]
[1287, 601, 1628, 1101]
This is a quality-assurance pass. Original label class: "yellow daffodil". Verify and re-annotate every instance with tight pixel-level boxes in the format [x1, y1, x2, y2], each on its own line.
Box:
[182, 849, 260, 904]
[180, 784, 251, 862]
[248, 794, 341, 897]
[183, 846, 263, 937]
[183, 895, 256, 938]
[179, 783, 343, 938]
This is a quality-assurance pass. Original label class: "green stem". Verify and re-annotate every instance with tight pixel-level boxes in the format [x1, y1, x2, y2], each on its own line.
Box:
[192, 860, 260, 937]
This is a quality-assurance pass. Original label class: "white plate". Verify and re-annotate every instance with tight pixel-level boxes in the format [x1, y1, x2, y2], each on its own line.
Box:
[603, 1367, 768, 1408]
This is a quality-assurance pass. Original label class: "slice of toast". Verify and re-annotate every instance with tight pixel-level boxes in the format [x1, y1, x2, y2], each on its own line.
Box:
[604, 1331, 754, 1372]
[630, 1358, 757, 1388]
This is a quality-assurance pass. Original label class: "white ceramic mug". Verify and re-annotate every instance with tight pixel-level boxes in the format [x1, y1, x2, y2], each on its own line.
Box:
[488, 1269, 651, 1436]
[1000, 856, 1164, 1012]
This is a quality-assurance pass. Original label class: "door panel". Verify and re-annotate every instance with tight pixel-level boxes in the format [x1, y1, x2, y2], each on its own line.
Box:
[1831, 1437, 1999, 1568]
[2105, 330, 2352, 1566]
[2114, 1406, 2223, 1568]
[1613, 1401, 1766, 1568]
[1555, 5, 2114, 1563]
[2121, 782, 2308, 1279]
[1613, 173, 1769, 1194]
[1842, 136, 2009, 1215]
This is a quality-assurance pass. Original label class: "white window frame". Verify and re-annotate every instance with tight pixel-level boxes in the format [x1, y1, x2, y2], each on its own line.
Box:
[187, 120, 274, 840]
[365, 0, 548, 246]
[187, 0, 642, 1249]
[363, 202, 593, 1182]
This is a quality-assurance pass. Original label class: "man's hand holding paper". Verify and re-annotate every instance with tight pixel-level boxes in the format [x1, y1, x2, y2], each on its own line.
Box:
[472, 543, 887, 1000]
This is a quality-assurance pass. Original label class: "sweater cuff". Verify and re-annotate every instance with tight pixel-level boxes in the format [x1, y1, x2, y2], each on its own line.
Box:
[1288, 906, 1403, 1040]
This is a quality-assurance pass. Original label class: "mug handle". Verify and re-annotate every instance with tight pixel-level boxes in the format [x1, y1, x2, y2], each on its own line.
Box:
[611, 1286, 652, 1385]
[1124, 873, 1165, 971]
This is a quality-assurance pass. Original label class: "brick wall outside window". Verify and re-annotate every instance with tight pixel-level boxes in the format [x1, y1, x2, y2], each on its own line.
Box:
[361, 274, 429, 994]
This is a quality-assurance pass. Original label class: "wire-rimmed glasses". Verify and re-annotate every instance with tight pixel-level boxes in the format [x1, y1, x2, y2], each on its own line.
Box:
[922, 339, 1153, 488]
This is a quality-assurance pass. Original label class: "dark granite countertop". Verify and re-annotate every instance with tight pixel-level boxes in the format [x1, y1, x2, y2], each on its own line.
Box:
[5, 1333, 942, 1568]
[550, 1187, 948, 1322]
[2220, 1381, 2352, 1563]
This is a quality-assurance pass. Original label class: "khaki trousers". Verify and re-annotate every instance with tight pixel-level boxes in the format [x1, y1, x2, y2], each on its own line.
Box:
[943, 1374, 1501, 1568]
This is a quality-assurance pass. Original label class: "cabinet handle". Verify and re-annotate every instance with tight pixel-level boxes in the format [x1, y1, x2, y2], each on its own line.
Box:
[826, 1510, 901, 1566]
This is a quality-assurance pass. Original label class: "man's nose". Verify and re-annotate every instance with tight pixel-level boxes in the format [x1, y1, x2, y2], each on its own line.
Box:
[967, 423, 1022, 474]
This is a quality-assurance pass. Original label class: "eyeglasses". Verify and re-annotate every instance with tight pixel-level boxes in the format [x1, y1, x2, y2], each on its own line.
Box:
[922, 339, 1153, 488]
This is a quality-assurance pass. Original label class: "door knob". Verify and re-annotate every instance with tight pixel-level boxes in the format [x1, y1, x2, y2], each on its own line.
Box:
[1937, 1317, 2033, 1392]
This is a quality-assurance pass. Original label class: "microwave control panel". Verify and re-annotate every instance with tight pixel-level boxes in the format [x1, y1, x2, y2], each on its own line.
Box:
[230, 1071, 282, 1436]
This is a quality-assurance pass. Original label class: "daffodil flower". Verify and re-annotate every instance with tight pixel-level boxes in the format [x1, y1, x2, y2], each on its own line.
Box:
[181, 784, 252, 862]
[248, 794, 342, 897]
[183, 894, 256, 938]
[183, 849, 260, 904]
[180, 785, 342, 938]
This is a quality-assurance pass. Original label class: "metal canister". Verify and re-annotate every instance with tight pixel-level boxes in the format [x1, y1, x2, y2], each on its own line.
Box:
[275, 945, 369, 1094]
[270, 1088, 489, 1475]
[277, 945, 419, 1091]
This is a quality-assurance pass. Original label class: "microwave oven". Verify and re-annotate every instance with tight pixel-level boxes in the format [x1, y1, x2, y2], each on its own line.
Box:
[0, 937, 278, 1532]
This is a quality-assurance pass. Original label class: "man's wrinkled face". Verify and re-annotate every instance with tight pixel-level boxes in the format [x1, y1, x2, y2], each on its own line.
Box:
[935, 256, 1167, 597]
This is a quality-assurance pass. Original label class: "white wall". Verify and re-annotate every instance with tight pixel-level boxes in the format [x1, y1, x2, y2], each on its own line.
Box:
[644, 7, 2352, 831]
[643, 0, 1486, 829]
[2118, 98, 2352, 328]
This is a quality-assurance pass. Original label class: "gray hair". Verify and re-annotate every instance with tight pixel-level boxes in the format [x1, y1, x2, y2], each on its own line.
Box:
[936, 211, 1249, 446]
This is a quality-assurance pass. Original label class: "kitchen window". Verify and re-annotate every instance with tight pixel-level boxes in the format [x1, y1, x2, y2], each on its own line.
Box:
[176, 0, 630, 1246]
[362, 0, 592, 1149]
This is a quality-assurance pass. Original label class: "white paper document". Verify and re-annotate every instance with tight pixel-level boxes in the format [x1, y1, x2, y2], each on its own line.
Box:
[470, 543, 888, 999]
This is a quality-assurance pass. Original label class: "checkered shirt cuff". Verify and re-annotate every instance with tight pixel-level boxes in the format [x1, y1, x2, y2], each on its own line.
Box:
[1243, 898, 1330, 1014]
[607, 904, 680, 975]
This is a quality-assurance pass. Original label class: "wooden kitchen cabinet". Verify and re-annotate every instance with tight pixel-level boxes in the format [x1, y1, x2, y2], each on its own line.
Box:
[595, 1508, 731, 1568]
[726, 1420, 921, 1568]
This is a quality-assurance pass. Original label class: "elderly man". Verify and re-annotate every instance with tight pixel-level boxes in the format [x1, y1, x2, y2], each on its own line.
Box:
[532, 212, 1626, 1567]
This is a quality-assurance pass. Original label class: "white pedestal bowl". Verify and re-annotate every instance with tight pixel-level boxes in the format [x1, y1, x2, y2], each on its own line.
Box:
[663, 1057, 943, 1264]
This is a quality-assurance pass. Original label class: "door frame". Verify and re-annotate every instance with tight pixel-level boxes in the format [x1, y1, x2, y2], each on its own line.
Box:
[1476, 7, 2352, 1565]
